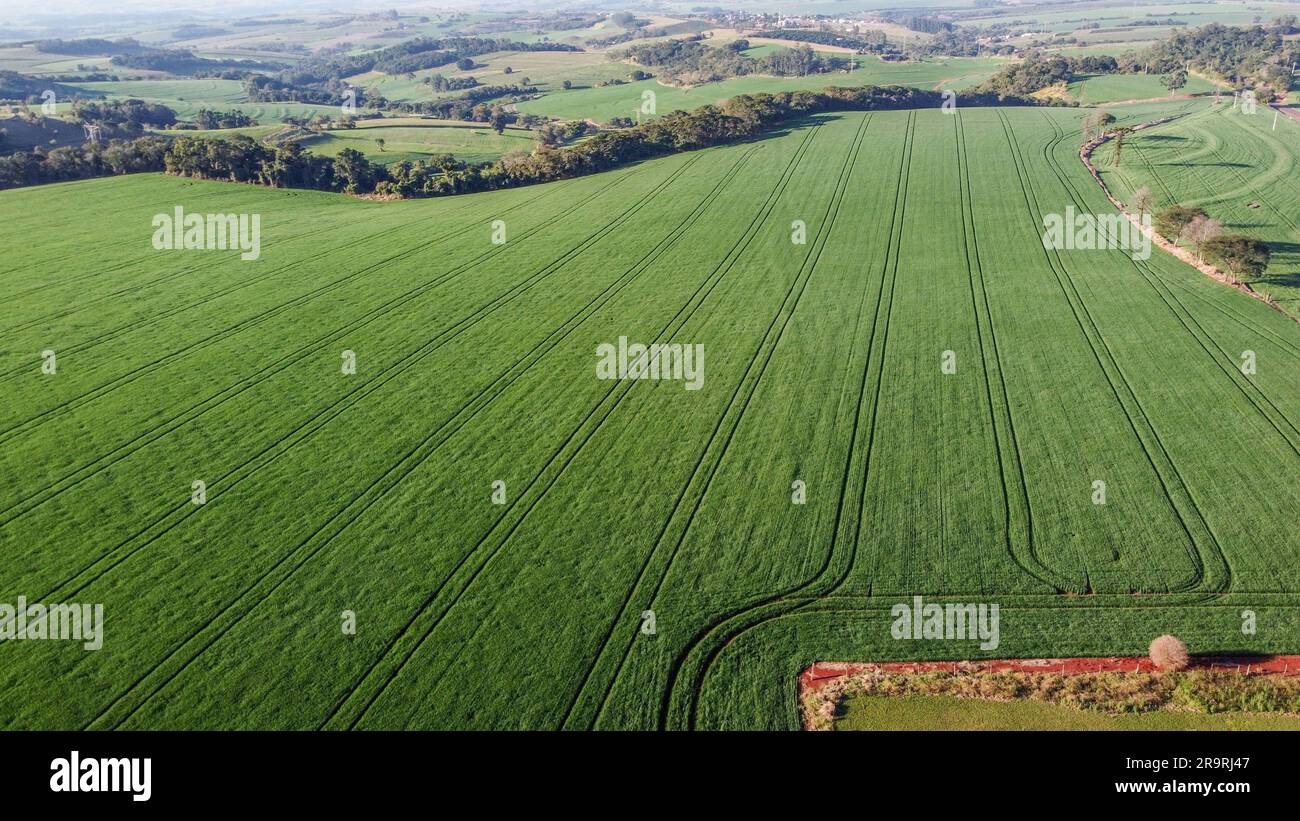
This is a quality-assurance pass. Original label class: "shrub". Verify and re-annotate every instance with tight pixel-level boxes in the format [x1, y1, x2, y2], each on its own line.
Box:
[1150, 635, 1190, 671]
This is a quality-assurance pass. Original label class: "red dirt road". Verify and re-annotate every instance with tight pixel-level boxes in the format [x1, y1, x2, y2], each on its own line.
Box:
[801, 655, 1300, 692]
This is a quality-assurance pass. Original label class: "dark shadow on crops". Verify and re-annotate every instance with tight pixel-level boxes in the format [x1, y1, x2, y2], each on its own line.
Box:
[1257, 272, 1300, 289]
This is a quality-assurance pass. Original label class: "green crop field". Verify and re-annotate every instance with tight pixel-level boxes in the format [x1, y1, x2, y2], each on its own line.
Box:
[299, 119, 537, 165]
[1094, 99, 1300, 316]
[2, 103, 1299, 731]
[65, 79, 345, 124]
[1067, 72, 1218, 103]
[515, 56, 1008, 122]
[355, 49, 636, 104]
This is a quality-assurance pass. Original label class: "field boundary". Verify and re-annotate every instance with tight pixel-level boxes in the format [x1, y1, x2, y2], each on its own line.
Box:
[1080, 114, 1300, 324]
[801, 655, 1300, 693]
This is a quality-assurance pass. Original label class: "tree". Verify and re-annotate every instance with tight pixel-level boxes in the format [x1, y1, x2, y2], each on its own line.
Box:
[562, 79, 573, 90]
[1203, 235, 1272, 277]
[1110, 126, 1132, 166]
[1160, 68, 1188, 96]
[456, 58, 475, 71]
[331, 147, 377, 194]
[374, 137, 386, 152]
[1155, 205, 1209, 241]
[1082, 109, 1114, 143]
[1130, 185, 1155, 218]
[503, 66, 513, 75]
[1178, 214, 1221, 261]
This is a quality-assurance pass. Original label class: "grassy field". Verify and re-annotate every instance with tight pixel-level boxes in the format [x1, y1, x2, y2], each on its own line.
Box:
[1, 102, 1298, 730]
[835, 694, 1300, 730]
[65, 79, 344, 123]
[1067, 72, 1218, 104]
[299, 119, 537, 165]
[355, 49, 636, 104]
[515, 56, 1008, 122]
[1094, 99, 1300, 316]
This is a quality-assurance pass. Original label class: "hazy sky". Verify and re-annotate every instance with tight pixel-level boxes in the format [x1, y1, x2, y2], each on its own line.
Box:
[0, 0, 508, 25]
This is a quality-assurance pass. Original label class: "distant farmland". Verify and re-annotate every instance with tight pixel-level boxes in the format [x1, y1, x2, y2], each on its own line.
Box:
[1, 103, 1298, 730]
[514, 56, 1007, 122]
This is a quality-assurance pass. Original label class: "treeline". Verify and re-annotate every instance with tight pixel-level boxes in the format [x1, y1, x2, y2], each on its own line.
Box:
[0, 137, 169, 190]
[1143, 23, 1299, 91]
[977, 54, 1144, 95]
[379, 85, 538, 122]
[619, 38, 851, 84]
[191, 109, 257, 130]
[0, 71, 79, 102]
[31, 37, 150, 55]
[426, 74, 479, 92]
[245, 75, 355, 106]
[1153, 204, 1272, 278]
[289, 37, 579, 84]
[897, 16, 954, 35]
[2, 85, 1042, 197]
[74, 98, 178, 129]
[167, 84, 1038, 198]
[109, 49, 254, 74]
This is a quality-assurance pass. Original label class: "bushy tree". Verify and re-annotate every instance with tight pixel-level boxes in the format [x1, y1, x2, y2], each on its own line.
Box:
[1155, 205, 1209, 241]
[1203, 235, 1272, 277]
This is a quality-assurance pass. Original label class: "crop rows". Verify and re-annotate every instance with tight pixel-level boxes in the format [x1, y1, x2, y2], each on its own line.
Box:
[1, 105, 1297, 729]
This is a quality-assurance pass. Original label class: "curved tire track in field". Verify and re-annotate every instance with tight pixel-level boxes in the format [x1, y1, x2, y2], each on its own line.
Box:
[1122, 121, 1300, 357]
[321, 126, 826, 731]
[955, 111, 1075, 593]
[1003, 110, 1229, 595]
[561, 113, 874, 730]
[83, 145, 762, 730]
[673, 109, 1251, 730]
[1041, 113, 1300, 453]
[657, 111, 919, 731]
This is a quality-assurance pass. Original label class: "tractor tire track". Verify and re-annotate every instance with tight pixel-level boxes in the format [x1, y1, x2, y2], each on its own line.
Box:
[320, 126, 824, 731]
[561, 113, 873, 730]
[956, 111, 1073, 592]
[658, 111, 918, 730]
[1042, 113, 1300, 453]
[0, 170, 654, 527]
[80, 144, 759, 730]
[1001, 109, 1230, 594]
[22, 155, 701, 610]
